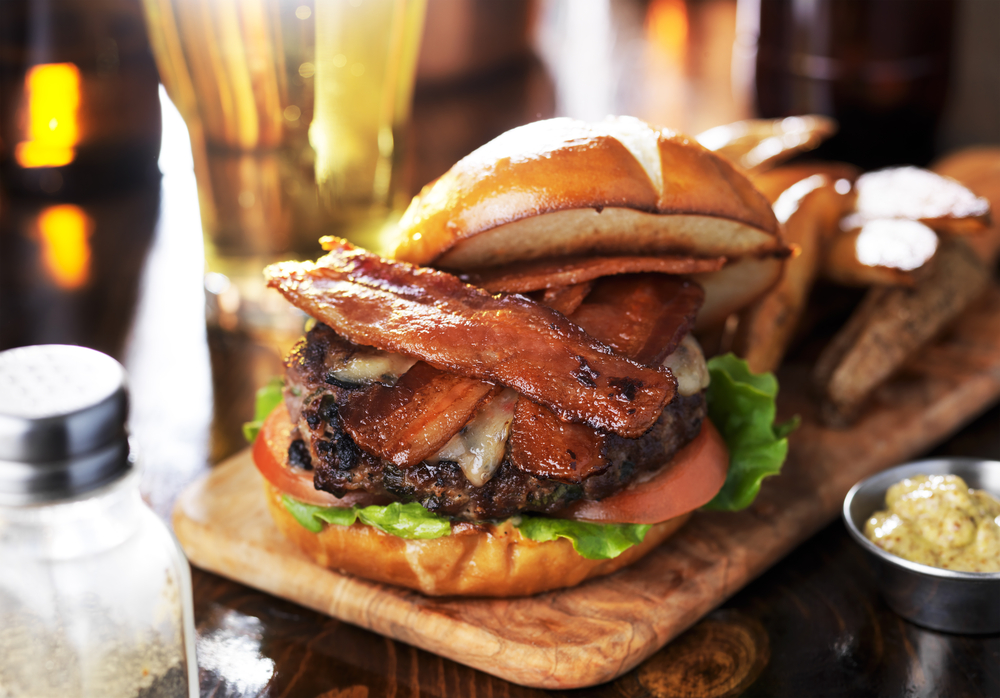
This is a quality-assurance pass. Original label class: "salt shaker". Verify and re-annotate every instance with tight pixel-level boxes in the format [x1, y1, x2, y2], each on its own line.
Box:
[0, 345, 198, 698]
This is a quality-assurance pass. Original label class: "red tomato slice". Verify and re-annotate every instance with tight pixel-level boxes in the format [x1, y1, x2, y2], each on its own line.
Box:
[562, 419, 729, 524]
[253, 403, 386, 508]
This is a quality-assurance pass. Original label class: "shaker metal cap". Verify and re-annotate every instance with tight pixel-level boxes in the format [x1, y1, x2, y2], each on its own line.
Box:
[0, 345, 132, 504]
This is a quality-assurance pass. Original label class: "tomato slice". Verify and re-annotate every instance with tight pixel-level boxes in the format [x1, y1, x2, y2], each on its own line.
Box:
[562, 419, 729, 524]
[255, 400, 728, 523]
[252, 403, 386, 508]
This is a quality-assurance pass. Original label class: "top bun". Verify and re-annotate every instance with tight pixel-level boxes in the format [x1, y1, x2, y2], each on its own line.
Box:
[388, 116, 782, 271]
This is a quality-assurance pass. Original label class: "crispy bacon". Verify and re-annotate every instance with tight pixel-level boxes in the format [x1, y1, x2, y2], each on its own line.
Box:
[537, 281, 594, 315]
[463, 255, 726, 294]
[509, 398, 608, 482]
[339, 362, 499, 467]
[266, 238, 675, 437]
[509, 275, 704, 483]
[570, 275, 704, 365]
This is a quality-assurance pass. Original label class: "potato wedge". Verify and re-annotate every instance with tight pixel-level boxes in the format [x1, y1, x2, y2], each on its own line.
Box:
[847, 166, 991, 235]
[735, 175, 853, 373]
[821, 219, 939, 288]
[813, 238, 991, 427]
[696, 115, 837, 174]
[932, 147, 1000, 264]
[750, 162, 859, 204]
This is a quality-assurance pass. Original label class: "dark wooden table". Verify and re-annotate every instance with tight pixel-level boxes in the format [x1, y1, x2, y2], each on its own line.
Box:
[3, 1, 1000, 694]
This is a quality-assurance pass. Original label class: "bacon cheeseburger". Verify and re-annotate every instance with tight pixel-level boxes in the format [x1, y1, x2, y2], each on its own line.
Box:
[253, 117, 793, 596]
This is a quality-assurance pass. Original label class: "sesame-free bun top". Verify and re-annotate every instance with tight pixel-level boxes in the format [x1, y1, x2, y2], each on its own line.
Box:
[388, 116, 782, 271]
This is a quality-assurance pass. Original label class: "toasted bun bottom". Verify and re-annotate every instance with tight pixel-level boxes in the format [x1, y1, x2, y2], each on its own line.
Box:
[264, 481, 690, 597]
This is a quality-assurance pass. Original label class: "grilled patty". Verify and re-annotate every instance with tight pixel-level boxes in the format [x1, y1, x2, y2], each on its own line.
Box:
[284, 323, 706, 521]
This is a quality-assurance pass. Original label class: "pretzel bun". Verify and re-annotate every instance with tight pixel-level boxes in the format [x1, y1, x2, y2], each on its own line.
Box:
[265, 480, 689, 597]
[387, 116, 785, 326]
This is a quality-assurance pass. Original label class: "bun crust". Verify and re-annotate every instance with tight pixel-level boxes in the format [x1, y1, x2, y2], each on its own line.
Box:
[389, 116, 781, 269]
[264, 481, 690, 597]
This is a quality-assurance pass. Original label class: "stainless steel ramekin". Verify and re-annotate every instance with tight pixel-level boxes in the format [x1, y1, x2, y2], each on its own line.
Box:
[842, 458, 1000, 634]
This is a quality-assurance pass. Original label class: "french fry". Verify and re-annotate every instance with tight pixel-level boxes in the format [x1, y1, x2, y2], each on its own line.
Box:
[813, 238, 991, 427]
[696, 115, 838, 174]
[734, 175, 853, 373]
[821, 219, 939, 288]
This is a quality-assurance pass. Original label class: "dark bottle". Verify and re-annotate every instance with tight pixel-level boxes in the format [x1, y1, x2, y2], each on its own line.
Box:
[752, 0, 955, 170]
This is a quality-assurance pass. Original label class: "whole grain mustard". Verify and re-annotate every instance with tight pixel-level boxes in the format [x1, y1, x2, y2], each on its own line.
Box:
[864, 474, 1000, 573]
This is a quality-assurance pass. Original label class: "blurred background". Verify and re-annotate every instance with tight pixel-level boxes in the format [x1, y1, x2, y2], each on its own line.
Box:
[1, 0, 998, 511]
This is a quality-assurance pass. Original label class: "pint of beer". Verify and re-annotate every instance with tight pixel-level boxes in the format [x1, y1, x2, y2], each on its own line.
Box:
[141, 0, 425, 264]
[141, 0, 425, 458]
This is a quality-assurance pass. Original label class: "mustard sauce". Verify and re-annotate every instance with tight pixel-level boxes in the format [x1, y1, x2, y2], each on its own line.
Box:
[864, 474, 1000, 573]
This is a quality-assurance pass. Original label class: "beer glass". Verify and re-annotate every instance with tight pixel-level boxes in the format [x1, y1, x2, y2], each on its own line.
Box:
[141, 0, 425, 458]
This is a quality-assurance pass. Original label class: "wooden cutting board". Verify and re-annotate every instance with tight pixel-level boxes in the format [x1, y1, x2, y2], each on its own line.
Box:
[174, 285, 1000, 690]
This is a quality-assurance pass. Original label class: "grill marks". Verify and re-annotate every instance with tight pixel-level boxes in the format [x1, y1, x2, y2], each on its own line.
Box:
[266, 238, 674, 438]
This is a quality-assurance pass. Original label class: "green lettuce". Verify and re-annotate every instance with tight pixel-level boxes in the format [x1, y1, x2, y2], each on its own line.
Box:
[281, 494, 650, 560]
[515, 517, 652, 560]
[702, 353, 797, 511]
[242, 377, 285, 443]
[281, 495, 452, 539]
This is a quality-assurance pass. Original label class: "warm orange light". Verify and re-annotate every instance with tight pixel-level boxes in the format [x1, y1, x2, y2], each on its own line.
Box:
[647, 0, 689, 64]
[37, 205, 92, 289]
[15, 63, 81, 168]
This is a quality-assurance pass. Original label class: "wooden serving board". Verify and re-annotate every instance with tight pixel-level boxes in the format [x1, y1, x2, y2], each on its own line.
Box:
[174, 285, 1000, 690]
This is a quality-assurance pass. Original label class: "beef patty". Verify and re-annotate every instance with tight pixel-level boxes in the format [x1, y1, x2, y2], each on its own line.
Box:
[284, 323, 706, 522]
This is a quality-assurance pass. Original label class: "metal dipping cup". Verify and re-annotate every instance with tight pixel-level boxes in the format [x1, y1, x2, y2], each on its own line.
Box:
[843, 458, 1000, 634]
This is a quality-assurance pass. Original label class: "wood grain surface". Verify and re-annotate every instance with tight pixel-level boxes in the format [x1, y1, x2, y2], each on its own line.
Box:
[174, 284, 1000, 691]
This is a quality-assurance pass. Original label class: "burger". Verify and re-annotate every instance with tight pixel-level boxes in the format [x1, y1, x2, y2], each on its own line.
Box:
[251, 116, 792, 597]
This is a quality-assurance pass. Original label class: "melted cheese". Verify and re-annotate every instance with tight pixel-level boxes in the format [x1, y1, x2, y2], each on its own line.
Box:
[427, 388, 518, 487]
[662, 333, 710, 396]
[324, 350, 417, 387]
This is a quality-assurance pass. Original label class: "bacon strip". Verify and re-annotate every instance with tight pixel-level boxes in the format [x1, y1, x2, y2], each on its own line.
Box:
[509, 275, 704, 483]
[537, 281, 594, 315]
[509, 399, 608, 483]
[266, 239, 675, 437]
[339, 362, 499, 467]
[570, 275, 704, 365]
[463, 255, 726, 294]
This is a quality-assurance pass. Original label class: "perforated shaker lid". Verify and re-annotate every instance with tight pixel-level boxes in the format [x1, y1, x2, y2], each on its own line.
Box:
[0, 345, 132, 504]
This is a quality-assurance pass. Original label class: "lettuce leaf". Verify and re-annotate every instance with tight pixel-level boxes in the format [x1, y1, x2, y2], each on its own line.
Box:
[702, 353, 796, 511]
[242, 377, 285, 443]
[282, 494, 649, 559]
[281, 495, 452, 539]
[515, 516, 652, 560]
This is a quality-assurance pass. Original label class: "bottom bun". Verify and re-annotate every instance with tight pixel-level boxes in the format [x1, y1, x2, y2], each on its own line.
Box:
[264, 482, 690, 597]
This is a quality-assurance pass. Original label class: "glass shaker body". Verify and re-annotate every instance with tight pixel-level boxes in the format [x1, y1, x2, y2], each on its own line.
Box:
[0, 462, 198, 698]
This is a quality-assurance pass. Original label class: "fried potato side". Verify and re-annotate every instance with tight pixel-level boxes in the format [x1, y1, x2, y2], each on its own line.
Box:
[847, 166, 991, 235]
[813, 238, 991, 427]
[933, 147, 1000, 264]
[735, 175, 853, 373]
[821, 219, 939, 288]
[696, 115, 837, 174]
